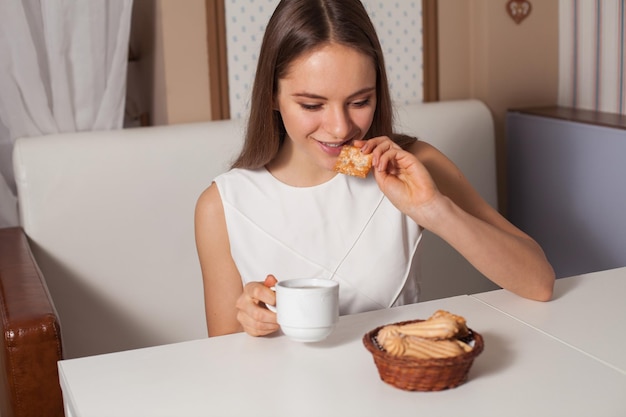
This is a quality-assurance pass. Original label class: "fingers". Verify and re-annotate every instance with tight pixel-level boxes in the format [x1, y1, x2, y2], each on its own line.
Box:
[357, 137, 401, 154]
[264, 274, 278, 287]
[236, 279, 279, 337]
[355, 136, 402, 164]
[357, 137, 403, 172]
[237, 309, 280, 337]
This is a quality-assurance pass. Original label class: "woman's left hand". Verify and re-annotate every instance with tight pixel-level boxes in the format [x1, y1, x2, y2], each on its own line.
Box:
[356, 137, 439, 219]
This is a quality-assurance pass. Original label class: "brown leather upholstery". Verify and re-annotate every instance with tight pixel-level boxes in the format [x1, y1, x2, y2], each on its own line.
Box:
[0, 227, 64, 417]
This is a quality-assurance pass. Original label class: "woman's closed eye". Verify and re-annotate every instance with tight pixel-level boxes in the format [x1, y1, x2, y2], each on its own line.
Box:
[300, 103, 323, 111]
[351, 98, 371, 108]
[299, 99, 371, 111]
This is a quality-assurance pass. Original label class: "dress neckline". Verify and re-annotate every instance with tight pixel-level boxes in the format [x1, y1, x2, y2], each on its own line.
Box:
[260, 167, 345, 190]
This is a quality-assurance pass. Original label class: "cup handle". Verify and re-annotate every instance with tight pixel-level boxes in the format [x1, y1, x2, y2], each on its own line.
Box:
[265, 286, 277, 313]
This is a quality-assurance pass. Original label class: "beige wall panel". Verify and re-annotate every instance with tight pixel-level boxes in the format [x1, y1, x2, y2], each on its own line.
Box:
[438, 0, 559, 212]
[438, 0, 471, 100]
[157, 0, 211, 125]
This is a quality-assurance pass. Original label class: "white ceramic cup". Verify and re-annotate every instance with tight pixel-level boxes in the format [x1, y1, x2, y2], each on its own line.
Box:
[266, 278, 339, 342]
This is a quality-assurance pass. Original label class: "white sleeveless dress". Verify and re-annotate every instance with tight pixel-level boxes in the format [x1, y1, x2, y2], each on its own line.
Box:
[213, 168, 423, 315]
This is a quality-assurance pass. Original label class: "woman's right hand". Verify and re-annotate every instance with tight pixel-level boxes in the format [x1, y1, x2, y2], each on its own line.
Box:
[235, 275, 280, 337]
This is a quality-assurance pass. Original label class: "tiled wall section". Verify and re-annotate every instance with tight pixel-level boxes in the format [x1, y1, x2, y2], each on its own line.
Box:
[225, 0, 423, 119]
[559, 0, 626, 115]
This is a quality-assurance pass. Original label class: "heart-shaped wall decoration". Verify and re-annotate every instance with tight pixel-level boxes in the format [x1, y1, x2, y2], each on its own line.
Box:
[507, 0, 532, 24]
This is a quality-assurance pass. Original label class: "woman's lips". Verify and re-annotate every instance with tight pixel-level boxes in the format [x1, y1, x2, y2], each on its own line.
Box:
[316, 138, 352, 156]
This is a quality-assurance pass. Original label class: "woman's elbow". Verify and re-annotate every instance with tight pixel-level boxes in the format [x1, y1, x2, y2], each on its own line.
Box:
[532, 268, 556, 302]
[533, 286, 554, 302]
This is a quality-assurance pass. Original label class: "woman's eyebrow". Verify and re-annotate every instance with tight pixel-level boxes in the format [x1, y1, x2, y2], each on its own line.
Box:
[291, 86, 376, 100]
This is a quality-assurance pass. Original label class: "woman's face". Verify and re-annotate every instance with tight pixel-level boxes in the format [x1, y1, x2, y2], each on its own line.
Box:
[273, 42, 377, 180]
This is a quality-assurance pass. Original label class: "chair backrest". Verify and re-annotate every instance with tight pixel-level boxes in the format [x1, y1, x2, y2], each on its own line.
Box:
[394, 100, 497, 208]
[394, 100, 499, 301]
[14, 119, 245, 358]
[14, 99, 498, 359]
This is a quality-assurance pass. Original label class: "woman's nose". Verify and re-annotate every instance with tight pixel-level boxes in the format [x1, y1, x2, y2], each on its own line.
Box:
[325, 106, 352, 140]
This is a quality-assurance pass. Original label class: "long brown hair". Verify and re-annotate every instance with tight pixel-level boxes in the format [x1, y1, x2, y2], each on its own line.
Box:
[231, 0, 408, 169]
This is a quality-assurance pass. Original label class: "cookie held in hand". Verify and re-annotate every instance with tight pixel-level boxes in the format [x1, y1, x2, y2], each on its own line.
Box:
[334, 145, 373, 178]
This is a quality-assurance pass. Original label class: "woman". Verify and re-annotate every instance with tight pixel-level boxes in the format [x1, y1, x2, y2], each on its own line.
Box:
[195, 0, 555, 337]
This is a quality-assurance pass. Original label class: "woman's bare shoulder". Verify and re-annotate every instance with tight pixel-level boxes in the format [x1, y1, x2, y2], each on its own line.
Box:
[195, 183, 226, 229]
[407, 139, 447, 163]
[197, 182, 222, 208]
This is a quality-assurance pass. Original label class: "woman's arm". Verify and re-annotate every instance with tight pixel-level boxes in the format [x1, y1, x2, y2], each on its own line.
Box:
[360, 138, 555, 301]
[194, 184, 279, 337]
[195, 184, 243, 336]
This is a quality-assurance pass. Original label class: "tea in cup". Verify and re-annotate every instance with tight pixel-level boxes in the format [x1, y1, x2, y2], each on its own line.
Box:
[267, 278, 339, 342]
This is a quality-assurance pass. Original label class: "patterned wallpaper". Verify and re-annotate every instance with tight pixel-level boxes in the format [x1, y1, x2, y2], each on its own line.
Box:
[224, 0, 423, 119]
[559, 0, 626, 115]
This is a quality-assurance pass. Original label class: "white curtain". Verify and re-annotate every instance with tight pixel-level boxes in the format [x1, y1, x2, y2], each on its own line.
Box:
[559, 0, 626, 114]
[0, 0, 133, 228]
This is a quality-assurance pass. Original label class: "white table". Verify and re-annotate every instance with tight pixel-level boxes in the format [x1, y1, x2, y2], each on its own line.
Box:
[472, 266, 626, 374]
[58, 271, 626, 417]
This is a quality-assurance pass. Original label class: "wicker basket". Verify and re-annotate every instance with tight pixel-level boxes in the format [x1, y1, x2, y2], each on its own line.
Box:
[362, 319, 484, 391]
